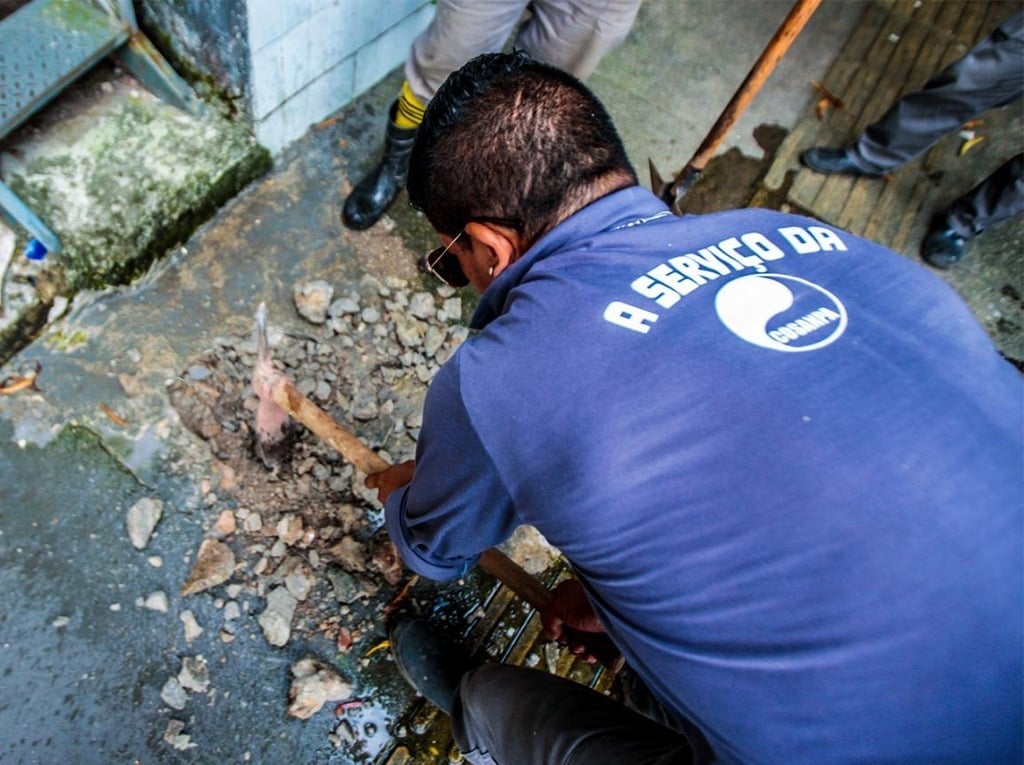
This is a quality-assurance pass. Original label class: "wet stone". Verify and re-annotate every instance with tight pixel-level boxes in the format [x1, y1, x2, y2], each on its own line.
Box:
[178, 656, 210, 693]
[287, 658, 352, 720]
[163, 719, 195, 751]
[126, 497, 163, 550]
[160, 677, 188, 710]
[326, 567, 362, 603]
[180, 609, 204, 642]
[180, 539, 236, 596]
[144, 591, 169, 612]
[258, 586, 297, 647]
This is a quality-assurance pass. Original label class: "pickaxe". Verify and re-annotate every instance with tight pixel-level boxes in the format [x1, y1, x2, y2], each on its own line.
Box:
[251, 303, 624, 672]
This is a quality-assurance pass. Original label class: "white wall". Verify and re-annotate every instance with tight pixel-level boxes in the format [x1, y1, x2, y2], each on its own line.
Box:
[246, 0, 433, 154]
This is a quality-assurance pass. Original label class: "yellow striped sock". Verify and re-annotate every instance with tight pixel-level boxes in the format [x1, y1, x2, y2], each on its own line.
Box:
[394, 81, 426, 130]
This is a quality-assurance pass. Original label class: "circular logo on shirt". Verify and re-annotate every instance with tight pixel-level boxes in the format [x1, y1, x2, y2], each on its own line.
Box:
[714, 274, 847, 352]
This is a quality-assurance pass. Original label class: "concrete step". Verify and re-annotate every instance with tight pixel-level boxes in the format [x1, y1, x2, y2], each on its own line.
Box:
[0, 60, 269, 364]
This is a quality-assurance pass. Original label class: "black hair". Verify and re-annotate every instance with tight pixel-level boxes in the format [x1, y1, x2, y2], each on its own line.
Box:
[407, 51, 637, 247]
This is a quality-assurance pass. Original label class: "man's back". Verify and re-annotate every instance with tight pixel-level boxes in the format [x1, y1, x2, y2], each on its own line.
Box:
[449, 189, 1023, 763]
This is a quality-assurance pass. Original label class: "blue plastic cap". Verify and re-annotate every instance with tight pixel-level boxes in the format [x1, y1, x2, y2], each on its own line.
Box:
[24, 239, 48, 261]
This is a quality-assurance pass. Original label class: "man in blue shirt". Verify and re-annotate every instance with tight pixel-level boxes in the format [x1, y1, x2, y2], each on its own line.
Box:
[367, 51, 1023, 765]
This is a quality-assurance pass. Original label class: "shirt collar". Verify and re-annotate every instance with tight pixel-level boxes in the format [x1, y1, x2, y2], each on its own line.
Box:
[469, 186, 671, 329]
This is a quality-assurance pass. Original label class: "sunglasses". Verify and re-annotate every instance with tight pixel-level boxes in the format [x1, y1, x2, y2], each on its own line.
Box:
[417, 216, 525, 289]
[418, 231, 469, 288]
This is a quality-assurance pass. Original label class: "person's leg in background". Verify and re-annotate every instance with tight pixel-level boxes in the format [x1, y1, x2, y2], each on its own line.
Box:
[515, 0, 642, 80]
[341, 0, 529, 230]
[341, 0, 643, 231]
[801, 11, 1024, 176]
[922, 153, 1024, 267]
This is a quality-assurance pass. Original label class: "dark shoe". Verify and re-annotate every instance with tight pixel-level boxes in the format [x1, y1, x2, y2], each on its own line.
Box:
[921, 221, 968, 268]
[388, 617, 476, 715]
[342, 102, 417, 230]
[800, 146, 874, 176]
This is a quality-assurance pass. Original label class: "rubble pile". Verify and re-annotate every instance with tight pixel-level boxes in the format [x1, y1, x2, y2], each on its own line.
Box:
[153, 274, 472, 758]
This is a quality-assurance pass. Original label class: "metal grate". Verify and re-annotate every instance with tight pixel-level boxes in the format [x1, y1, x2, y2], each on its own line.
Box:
[0, 0, 127, 139]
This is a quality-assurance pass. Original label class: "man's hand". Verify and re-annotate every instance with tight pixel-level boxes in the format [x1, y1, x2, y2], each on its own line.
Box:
[365, 460, 415, 505]
[540, 579, 606, 662]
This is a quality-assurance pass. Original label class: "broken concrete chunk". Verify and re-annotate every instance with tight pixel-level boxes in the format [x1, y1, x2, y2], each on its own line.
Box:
[258, 586, 297, 647]
[325, 535, 369, 572]
[328, 296, 359, 317]
[286, 658, 352, 720]
[294, 280, 333, 324]
[280, 557, 315, 602]
[143, 591, 169, 612]
[126, 497, 163, 550]
[160, 677, 188, 710]
[276, 514, 304, 546]
[181, 539, 236, 596]
[326, 567, 362, 603]
[408, 292, 436, 320]
[179, 609, 204, 643]
[213, 509, 236, 537]
[178, 656, 210, 693]
[163, 719, 196, 750]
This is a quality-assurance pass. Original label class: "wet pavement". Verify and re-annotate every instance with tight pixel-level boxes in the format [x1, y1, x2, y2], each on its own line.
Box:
[1, 1, 1020, 763]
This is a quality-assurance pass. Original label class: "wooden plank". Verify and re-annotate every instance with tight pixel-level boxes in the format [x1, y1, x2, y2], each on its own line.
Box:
[862, 171, 923, 246]
[836, 1, 963, 235]
[983, 1, 1021, 35]
[776, 0, 1017, 253]
[764, 0, 891, 190]
[859, 3, 967, 244]
[806, 0, 920, 222]
[890, 173, 935, 255]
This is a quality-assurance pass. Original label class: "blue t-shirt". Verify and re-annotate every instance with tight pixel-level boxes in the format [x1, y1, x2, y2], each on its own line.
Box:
[385, 187, 1023, 764]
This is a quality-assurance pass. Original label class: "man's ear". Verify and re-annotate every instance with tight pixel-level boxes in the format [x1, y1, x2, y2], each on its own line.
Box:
[463, 221, 521, 277]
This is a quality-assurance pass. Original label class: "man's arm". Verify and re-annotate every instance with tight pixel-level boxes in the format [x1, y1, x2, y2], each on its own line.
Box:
[381, 357, 519, 581]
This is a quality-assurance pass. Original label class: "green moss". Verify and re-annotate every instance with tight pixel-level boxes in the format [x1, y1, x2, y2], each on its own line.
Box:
[44, 328, 89, 353]
[8, 100, 271, 291]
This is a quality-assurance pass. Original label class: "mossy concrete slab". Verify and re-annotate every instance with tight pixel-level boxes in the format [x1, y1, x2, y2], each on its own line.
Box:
[0, 64, 269, 362]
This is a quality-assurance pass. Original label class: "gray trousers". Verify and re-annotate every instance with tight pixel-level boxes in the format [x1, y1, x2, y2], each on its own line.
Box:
[404, 0, 643, 103]
[945, 152, 1024, 237]
[847, 11, 1024, 236]
[449, 663, 695, 765]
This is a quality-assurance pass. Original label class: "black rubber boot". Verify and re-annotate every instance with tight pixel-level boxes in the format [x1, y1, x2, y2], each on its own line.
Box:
[342, 102, 418, 230]
[388, 617, 477, 715]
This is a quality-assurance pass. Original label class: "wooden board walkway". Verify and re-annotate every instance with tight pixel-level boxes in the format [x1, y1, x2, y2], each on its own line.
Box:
[762, 0, 1022, 257]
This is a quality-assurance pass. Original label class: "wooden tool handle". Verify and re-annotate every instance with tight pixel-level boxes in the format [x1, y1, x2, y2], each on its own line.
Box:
[664, 0, 822, 205]
[479, 549, 625, 673]
[268, 374, 624, 672]
[269, 375, 390, 474]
